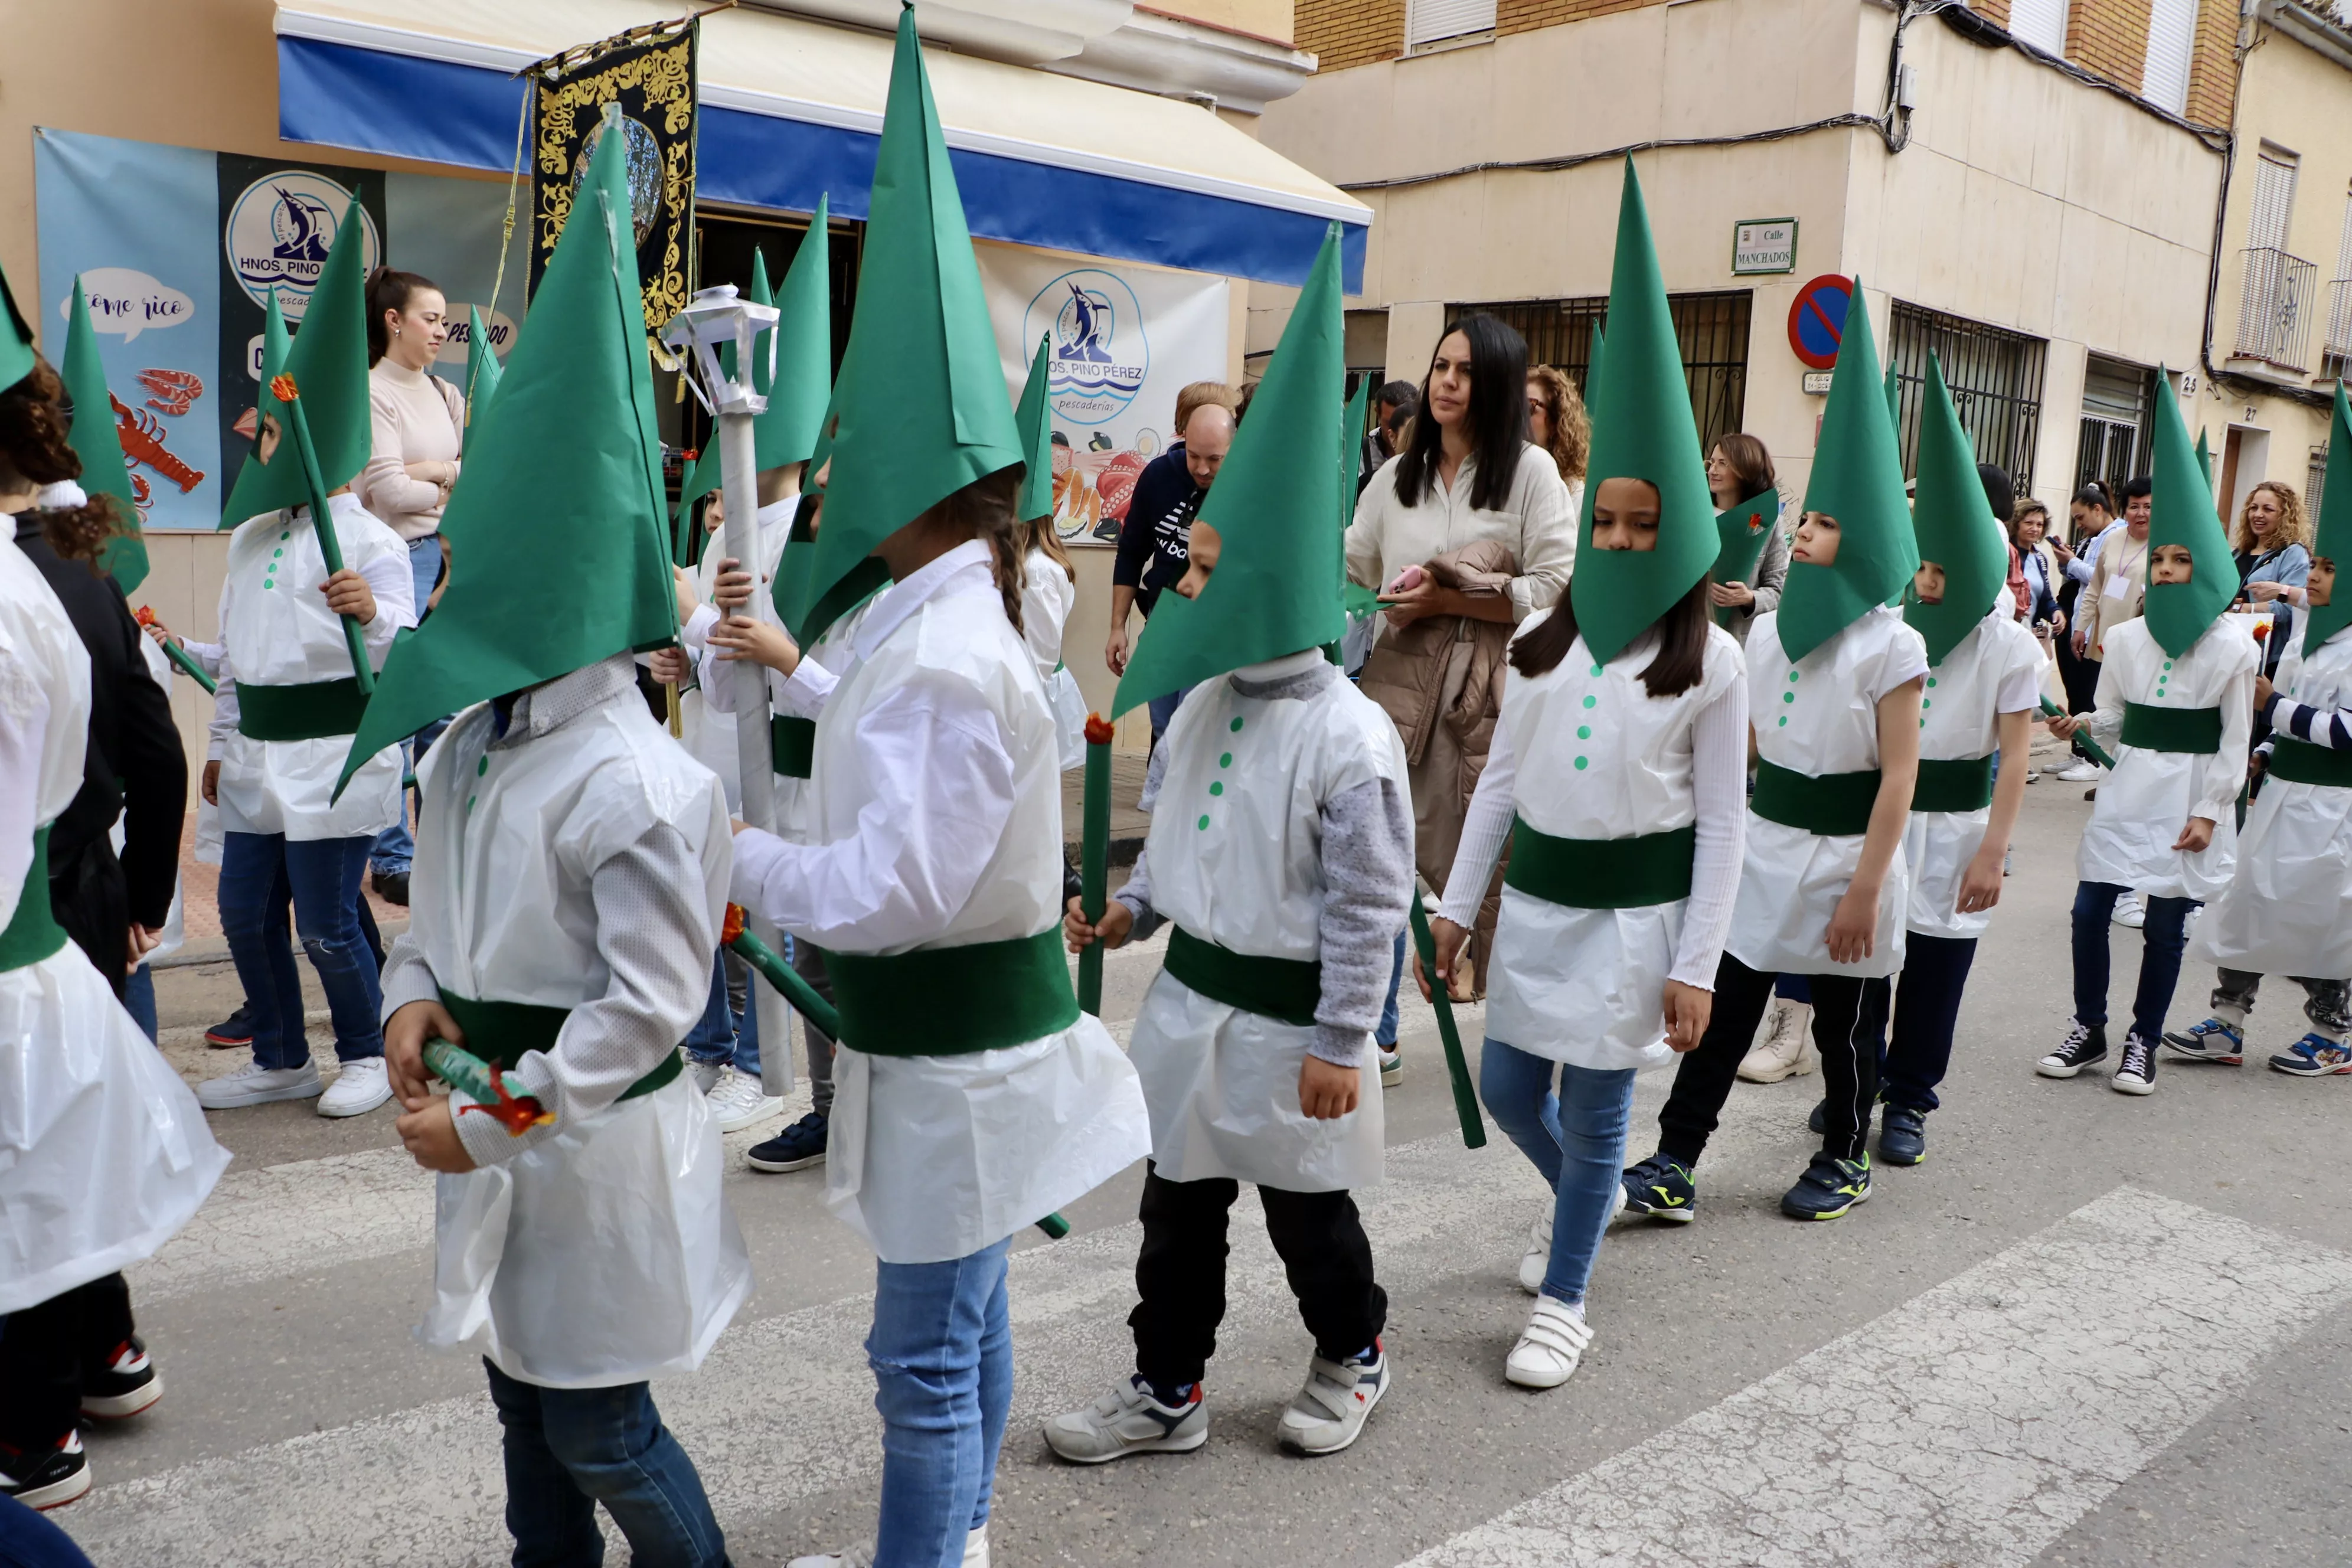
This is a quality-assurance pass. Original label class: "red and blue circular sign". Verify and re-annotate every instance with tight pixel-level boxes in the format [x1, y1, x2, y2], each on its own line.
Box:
[1786, 274, 1854, 370]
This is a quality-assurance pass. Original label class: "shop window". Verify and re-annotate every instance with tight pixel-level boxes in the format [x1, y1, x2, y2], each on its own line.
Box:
[2007, 0, 2069, 55]
[1443, 291, 1752, 457]
[2075, 354, 2157, 500]
[1886, 300, 2049, 494]
[1407, 0, 1496, 50]
[2142, 0, 2197, 116]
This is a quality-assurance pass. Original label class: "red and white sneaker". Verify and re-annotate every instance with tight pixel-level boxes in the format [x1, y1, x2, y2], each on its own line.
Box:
[81, 1336, 162, 1419]
[1276, 1341, 1389, 1455]
[0, 1430, 90, 1511]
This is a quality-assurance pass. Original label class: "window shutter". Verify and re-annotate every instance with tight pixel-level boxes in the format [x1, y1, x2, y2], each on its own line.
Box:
[1406, 0, 1497, 48]
[2142, 0, 2197, 116]
[2007, 0, 2069, 55]
[2251, 152, 2299, 252]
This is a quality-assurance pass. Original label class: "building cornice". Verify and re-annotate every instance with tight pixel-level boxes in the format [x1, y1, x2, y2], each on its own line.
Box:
[1041, 8, 1317, 113]
[2263, 0, 2352, 75]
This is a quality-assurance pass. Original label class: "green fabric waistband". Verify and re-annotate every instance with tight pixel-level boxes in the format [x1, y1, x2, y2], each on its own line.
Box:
[2121, 701, 2223, 754]
[821, 927, 1080, 1057]
[1910, 754, 1995, 814]
[436, 991, 682, 1102]
[237, 676, 369, 741]
[771, 716, 815, 780]
[0, 826, 68, 973]
[1164, 926, 1323, 1027]
[1752, 759, 1883, 837]
[2266, 737, 2352, 787]
[1503, 818, 1695, 909]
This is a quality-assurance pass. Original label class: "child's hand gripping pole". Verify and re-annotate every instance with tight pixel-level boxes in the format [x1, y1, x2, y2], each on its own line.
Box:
[423, 1038, 554, 1137]
[724, 906, 1077, 1240]
[1076, 714, 1115, 1017]
[1408, 893, 1487, 1149]
[2039, 696, 2115, 770]
[269, 373, 374, 696]
[133, 607, 218, 695]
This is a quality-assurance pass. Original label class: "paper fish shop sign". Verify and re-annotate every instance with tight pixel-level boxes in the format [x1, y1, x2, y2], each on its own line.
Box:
[979, 247, 1229, 548]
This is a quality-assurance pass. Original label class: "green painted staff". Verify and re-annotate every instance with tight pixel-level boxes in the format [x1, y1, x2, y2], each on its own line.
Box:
[423, 1039, 552, 1138]
[132, 607, 217, 694]
[270, 372, 374, 695]
[1077, 716, 1115, 1016]
[2039, 695, 2115, 769]
[1409, 893, 1487, 1149]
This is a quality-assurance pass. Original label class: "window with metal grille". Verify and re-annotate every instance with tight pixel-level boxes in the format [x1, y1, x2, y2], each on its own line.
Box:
[2252, 147, 2299, 250]
[1442, 292, 1753, 457]
[2075, 354, 2157, 501]
[1407, 0, 1495, 48]
[2142, 0, 2197, 116]
[1884, 300, 2048, 493]
[2007, 0, 2069, 55]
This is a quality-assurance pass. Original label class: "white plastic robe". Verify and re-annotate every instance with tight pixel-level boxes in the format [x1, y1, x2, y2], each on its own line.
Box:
[1903, 610, 2045, 939]
[2191, 627, 2352, 978]
[2074, 616, 2256, 902]
[212, 496, 411, 840]
[0, 542, 227, 1316]
[407, 695, 749, 1387]
[1021, 546, 1087, 770]
[1481, 620, 1746, 1068]
[1727, 606, 1926, 979]
[1128, 669, 1403, 1191]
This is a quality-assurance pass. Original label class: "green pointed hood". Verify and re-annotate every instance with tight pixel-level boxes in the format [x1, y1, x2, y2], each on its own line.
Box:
[2195, 426, 2214, 491]
[1776, 283, 1917, 661]
[220, 290, 295, 527]
[2144, 366, 2237, 658]
[2305, 386, 2352, 654]
[61, 279, 146, 592]
[1013, 334, 1053, 522]
[336, 123, 674, 798]
[759, 197, 832, 472]
[1884, 363, 1902, 442]
[802, 6, 1023, 645]
[0, 254, 34, 393]
[1113, 225, 1344, 716]
[1712, 489, 1778, 625]
[1568, 160, 1717, 665]
[1339, 377, 1377, 618]
[222, 197, 371, 527]
[1904, 353, 2009, 664]
[463, 305, 502, 457]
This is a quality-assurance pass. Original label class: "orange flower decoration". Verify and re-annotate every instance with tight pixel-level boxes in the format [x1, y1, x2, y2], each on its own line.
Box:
[2252, 619, 2269, 641]
[1083, 713, 1116, 747]
[269, 373, 299, 403]
[722, 903, 747, 946]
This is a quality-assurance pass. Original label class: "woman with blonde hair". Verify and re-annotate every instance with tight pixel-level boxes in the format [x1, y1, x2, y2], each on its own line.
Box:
[1525, 365, 1590, 511]
[2233, 479, 2312, 676]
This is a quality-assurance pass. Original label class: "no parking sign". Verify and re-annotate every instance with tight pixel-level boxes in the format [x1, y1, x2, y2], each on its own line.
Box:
[1786, 274, 1853, 370]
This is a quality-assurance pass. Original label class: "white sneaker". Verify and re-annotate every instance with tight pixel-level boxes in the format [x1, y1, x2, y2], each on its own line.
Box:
[1276, 1343, 1388, 1455]
[2113, 891, 2145, 929]
[687, 1056, 723, 1096]
[965, 1527, 989, 1568]
[1736, 1000, 1817, 1083]
[1504, 1297, 1593, 1390]
[316, 1057, 391, 1118]
[1043, 1374, 1208, 1463]
[1517, 1211, 1552, 1295]
[195, 1060, 322, 1110]
[1378, 1047, 1401, 1087]
[2054, 760, 2102, 783]
[703, 1066, 784, 1134]
[786, 1547, 873, 1568]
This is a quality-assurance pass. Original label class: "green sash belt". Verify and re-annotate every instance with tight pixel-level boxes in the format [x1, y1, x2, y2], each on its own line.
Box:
[2266, 737, 2352, 787]
[822, 927, 1080, 1057]
[2121, 701, 2222, 754]
[237, 677, 368, 741]
[435, 991, 682, 1102]
[1910, 754, 1995, 814]
[0, 827, 68, 972]
[1164, 926, 1322, 1027]
[1752, 759, 1882, 837]
[771, 716, 816, 779]
[1503, 817, 1694, 909]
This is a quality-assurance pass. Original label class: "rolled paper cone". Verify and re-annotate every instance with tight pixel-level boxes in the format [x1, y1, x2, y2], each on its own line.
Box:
[423, 1037, 551, 1136]
[1077, 714, 1115, 1016]
[2039, 695, 2115, 770]
[1408, 893, 1487, 1149]
[270, 374, 374, 695]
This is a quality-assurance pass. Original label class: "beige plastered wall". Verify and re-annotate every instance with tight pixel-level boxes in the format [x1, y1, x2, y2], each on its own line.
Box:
[1258, 0, 2223, 510]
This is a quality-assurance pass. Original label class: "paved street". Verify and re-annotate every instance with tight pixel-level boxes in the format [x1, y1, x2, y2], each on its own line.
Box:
[57, 770, 2352, 1568]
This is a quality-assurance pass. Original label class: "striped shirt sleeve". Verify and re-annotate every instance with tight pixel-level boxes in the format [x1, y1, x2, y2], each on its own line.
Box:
[2263, 692, 2352, 750]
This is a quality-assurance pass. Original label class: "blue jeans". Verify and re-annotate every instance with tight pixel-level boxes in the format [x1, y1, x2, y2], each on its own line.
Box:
[2070, 881, 2195, 1039]
[1374, 928, 1406, 1048]
[124, 965, 158, 1042]
[368, 537, 449, 877]
[682, 950, 760, 1076]
[868, 1239, 1012, 1567]
[483, 1360, 729, 1568]
[1479, 1040, 1637, 1305]
[1146, 685, 1190, 748]
[218, 831, 382, 1069]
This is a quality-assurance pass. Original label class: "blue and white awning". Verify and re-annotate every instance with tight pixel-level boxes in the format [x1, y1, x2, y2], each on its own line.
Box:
[272, 1, 1368, 290]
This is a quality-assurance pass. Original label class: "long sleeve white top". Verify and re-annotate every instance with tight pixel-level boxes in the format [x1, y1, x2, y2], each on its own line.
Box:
[1345, 443, 1576, 623]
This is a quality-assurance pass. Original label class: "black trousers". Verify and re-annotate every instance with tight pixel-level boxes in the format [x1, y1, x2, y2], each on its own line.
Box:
[0, 1274, 135, 1451]
[1130, 1164, 1385, 1390]
[1657, 955, 1892, 1165]
[1880, 933, 1978, 1114]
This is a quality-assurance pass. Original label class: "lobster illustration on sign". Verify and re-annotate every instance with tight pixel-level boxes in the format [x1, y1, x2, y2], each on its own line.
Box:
[136, 368, 204, 418]
[110, 393, 205, 495]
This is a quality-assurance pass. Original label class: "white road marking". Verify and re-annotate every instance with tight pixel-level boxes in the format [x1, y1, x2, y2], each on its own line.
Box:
[1397, 1187, 2352, 1568]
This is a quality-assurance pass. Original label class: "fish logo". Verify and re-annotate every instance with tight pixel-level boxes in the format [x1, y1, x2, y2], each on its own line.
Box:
[224, 171, 379, 317]
[1025, 269, 1149, 425]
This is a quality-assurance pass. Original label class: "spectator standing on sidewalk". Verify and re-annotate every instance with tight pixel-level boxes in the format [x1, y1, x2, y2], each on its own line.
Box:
[1359, 380, 1417, 496]
[1108, 387, 1237, 752]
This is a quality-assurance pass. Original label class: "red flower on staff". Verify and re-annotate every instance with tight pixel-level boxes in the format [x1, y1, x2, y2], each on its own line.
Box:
[722, 903, 747, 946]
[1083, 714, 1116, 747]
[2252, 619, 2270, 641]
[269, 373, 299, 402]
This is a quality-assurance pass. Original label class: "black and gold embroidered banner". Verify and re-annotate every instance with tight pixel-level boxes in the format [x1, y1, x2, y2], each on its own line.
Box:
[529, 19, 697, 331]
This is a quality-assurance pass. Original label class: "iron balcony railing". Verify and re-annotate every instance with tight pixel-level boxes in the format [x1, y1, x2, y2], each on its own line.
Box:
[2324, 276, 2352, 379]
[2233, 246, 2318, 372]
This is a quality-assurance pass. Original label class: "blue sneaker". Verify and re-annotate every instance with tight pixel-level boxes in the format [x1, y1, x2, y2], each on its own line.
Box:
[1780, 1152, 1872, 1220]
[1619, 1155, 1697, 1223]
[2268, 1033, 2352, 1077]
[746, 1110, 828, 1173]
[2160, 1017, 2243, 1065]
[1876, 1105, 1927, 1165]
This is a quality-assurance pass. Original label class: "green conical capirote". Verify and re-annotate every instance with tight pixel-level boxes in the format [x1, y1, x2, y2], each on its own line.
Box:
[335, 121, 675, 798]
[221, 290, 294, 526]
[0, 253, 33, 392]
[62, 278, 146, 592]
[1567, 159, 1718, 665]
[802, 8, 1023, 645]
[222, 198, 371, 527]
[1905, 353, 2011, 665]
[1712, 489, 1778, 624]
[759, 195, 832, 472]
[2305, 385, 2352, 654]
[1884, 364, 1902, 443]
[1013, 334, 1053, 522]
[2143, 365, 2237, 659]
[1113, 226, 1345, 716]
[2194, 426, 2214, 491]
[1339, 376, 1376, 618]
[1776, 282, 1917, 661]
[463, 306, 502, 458]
